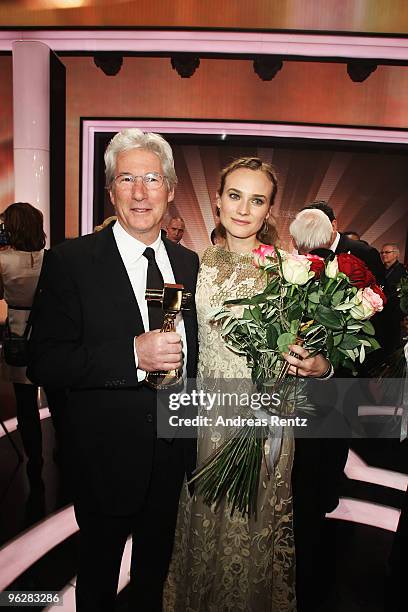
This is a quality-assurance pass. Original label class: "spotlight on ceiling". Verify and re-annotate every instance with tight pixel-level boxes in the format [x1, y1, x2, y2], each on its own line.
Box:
[170, 54, 200, 78]
[253, 56, 283, 81]
[347, 60, 378, 82]
[93, 53, 123, 76]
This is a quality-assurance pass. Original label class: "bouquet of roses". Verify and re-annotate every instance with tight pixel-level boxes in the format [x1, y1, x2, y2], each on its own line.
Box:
[190, 245, 385, 517]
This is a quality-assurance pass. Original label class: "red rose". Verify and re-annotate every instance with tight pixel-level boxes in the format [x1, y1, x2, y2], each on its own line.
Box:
[305, 254, 325, 278]
[337, 253, 376, 288]
[371, 284, 387, 305]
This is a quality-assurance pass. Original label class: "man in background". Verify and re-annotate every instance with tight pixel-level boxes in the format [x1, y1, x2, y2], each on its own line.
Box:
[303, 200, 385, 287]
[380, 242, 407, 293]
[380, 242, 407, 352]
[166, 215, 185, 244]
[290, 207, 348, 611]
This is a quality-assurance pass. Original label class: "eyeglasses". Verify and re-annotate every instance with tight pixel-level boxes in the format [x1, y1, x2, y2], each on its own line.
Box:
[380, 250, 396, 254]
[113, 172, 166, 191]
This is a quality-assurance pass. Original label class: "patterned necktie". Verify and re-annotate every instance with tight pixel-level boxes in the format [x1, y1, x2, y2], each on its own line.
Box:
[143, 247, 164, 331]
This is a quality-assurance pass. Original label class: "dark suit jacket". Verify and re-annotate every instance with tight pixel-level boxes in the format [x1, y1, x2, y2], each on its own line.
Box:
[294, 236, 387, 517]
[28, 225, 199, 515]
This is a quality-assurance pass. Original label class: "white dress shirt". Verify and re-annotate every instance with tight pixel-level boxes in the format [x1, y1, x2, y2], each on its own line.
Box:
[329, 231, 341, 253]
[112, 221, 187, 382]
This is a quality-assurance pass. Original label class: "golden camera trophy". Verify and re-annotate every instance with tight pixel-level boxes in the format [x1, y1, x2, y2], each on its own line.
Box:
[145, 283, 192, 390]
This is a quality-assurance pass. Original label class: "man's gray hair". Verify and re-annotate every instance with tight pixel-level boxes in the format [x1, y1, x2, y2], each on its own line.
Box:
[167, 215, 185, 226]
[104, 128, 178, 189]
[290, 208, 333, 252]
[382, 242, 400, 256]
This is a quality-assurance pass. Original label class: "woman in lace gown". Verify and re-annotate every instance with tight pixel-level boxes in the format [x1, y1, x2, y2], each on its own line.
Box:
[164, 158, 329, 612]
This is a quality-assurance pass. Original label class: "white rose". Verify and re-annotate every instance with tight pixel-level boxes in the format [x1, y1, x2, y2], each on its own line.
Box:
[281, 255, 311, 285]
[325, 257, 339, 279]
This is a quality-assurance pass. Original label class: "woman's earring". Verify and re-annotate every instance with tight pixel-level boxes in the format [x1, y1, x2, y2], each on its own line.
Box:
[261, 219, 269, 234]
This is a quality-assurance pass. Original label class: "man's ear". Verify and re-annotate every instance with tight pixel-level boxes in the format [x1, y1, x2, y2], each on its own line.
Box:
[167, 187, 175, 204]
[332, 219, 338, 232]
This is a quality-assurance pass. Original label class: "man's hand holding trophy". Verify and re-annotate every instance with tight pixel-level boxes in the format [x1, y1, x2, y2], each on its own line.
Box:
[144, 284, 192, 389]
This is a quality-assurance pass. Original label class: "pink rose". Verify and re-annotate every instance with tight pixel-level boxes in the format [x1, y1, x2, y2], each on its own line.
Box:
[253, 244, 276, 268]
[370, 284, 387, 305]
[363, 286, 384, 312]
[350, 286, 384, 320]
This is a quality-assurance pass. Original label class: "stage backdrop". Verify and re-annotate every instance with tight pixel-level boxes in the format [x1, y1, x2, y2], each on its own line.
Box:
[92, 132, 408, 257]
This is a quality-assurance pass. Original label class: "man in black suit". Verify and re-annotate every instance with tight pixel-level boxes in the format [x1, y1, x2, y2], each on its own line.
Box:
[289, 206, 387, 611]
[289, 208, 341, 610]
[303, 200, 386, 286]
[28, 129, 199, 612]
[380, 242, 407, 353]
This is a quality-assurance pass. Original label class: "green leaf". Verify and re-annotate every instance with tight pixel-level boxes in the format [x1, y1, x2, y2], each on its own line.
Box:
[333, 332, 344, 347]
[266, 325, 278, 349]
[338, 347, 355, 359]
[290, 319, 300, 335]
[255, 293, 272, 304]
[334, 302, 354, 311]
[369, 338, 381, 350]
[265, 294, 280, 301]
[326, 333, 334, 355]
[331, 290, 345, 307]
[250, 306, 261, 321]
[288, 305, 303, 321]
[222, 319, 238, 335]
[212, 310, 228, 321]
[224, 297, 249, 305]
[308, 291, 320, 304]
[320, 294, 332, 307]
[315, 304, 343, 330]
[277, 332, 296, 353]
[362, 320, 375, 336]
[264, 278, 280, 293]
[341, 357, 357, 373]
[339, 334, 361, 350]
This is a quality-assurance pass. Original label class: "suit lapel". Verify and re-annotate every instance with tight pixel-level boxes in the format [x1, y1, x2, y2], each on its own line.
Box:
[92, 225, 145, 335]
[162, 236, 196, 295]
[335, 234, 348, 254]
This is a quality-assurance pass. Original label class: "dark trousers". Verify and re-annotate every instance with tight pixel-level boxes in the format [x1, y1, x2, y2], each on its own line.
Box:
[292, 438, 348, 612]
[13, 383, 43, 478]
[386, 485, 408, 612]
[74, 437, 186, 612]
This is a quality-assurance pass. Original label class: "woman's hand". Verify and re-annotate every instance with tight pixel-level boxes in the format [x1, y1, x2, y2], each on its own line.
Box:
[282, 344, 332, 378]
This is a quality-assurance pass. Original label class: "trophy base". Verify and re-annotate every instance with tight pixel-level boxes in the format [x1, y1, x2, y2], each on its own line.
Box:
[145, 369, 184, 391]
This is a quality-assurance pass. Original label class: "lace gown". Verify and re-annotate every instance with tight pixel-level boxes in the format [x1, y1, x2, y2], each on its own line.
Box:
[164, 246, 296, 612]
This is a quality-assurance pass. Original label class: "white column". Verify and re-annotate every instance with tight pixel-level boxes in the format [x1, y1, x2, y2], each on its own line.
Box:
[12, 41, 50, 246]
